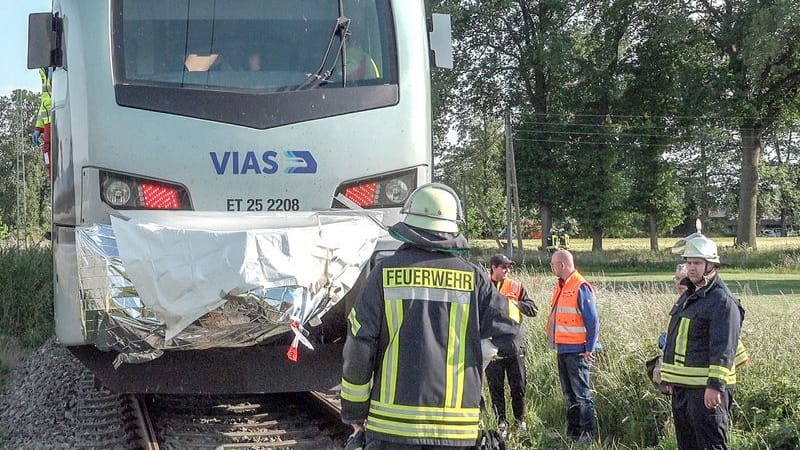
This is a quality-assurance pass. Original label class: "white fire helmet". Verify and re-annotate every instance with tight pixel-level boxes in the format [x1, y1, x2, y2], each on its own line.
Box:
[672, 232, 720, 264]
[400, 183, 463, 233]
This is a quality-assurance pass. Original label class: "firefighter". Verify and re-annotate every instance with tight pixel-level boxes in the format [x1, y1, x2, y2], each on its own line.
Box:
[662, 233, 746, 450]
[484, 253, 537, 435]
[340, 183, 516, 449]
[32, 67, 53, 178]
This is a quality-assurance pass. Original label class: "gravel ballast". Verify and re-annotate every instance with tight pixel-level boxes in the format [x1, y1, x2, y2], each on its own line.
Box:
[0, 338, 129, 449]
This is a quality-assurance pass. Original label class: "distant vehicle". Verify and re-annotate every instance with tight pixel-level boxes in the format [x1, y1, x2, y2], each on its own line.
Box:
[545, 228, 570, 253]
[761, 229, 781, 237]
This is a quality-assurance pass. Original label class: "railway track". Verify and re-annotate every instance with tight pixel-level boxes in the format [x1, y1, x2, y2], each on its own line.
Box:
[124, 391, 348, 450]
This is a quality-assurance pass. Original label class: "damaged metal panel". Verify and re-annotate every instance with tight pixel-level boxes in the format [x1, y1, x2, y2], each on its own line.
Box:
[76, 210, 383, 368]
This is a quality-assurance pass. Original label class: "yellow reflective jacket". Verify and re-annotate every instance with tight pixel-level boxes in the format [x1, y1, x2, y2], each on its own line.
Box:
[341, 242, 516, 447]
[35, 68, 52, 129]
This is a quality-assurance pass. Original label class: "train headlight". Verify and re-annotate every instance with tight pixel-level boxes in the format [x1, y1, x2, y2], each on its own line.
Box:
[104, 179, 132, 206]
[384, 179, 409, 203]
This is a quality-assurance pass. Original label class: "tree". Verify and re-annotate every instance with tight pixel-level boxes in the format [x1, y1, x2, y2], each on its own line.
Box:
[437, 0, 587, 250]
[685, 0, 800, 248]
[620, 1, 701, 249]
[562, 0, 642, 251]
[0, 90, 50, 239]
[759, 116, 800, 233]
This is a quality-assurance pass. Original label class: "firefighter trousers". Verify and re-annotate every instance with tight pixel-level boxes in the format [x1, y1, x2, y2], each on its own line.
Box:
[672, 386, 733, 450]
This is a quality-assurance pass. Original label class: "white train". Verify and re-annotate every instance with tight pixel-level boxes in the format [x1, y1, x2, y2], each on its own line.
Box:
[28, 0, 451, 393]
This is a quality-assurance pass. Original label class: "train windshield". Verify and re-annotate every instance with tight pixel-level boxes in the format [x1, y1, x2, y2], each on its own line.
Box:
[112, 0, 396, 92]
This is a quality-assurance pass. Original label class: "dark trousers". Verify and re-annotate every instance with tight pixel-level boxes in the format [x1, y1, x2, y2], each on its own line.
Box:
[485, 354, 527, 423]
[672, 386, 732, 450]
[557, 352, 597, 438]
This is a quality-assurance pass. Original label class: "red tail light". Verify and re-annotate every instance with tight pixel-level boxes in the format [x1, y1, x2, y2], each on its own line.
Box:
[141, 183, 182, 209]
[344, 182, 379, 207]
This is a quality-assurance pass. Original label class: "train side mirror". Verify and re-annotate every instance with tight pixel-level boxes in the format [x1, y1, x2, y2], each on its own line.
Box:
[428, 13, 453, 69]
[28, 12, 63, 69]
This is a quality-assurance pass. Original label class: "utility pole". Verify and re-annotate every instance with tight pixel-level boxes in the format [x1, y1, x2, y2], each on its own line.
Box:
[504, 110, 523, 259]
[14, 90, 29, 249]
[460, 174, 468, 239]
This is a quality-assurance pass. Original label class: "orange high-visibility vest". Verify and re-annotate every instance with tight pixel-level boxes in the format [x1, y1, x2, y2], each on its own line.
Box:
[547, 271, 592, 345]
[497, 278, 523, 323]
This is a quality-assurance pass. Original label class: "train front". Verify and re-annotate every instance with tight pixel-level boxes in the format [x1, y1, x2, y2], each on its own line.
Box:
[44, 0, 435, 393]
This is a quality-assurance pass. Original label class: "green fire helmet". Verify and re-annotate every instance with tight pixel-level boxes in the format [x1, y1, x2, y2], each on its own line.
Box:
[400, 183, 463, 233]
[671, 232, 720, 264]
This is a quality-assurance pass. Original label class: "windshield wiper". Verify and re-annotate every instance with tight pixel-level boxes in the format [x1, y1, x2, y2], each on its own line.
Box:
[296, 9, 350, 90]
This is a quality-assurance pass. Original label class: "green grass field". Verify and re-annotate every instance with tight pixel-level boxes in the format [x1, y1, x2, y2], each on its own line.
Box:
[474, 236, 800, 253]
[1, 241, 798, 449]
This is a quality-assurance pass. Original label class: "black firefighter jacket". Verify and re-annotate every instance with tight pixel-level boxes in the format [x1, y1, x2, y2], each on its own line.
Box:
[340, 223, 517, 447]
[661, 275, 745, 390]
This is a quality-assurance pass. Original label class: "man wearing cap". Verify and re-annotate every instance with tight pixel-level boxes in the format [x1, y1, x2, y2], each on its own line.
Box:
[662, 233, 746, 450]
[485, 253, 538, 435]
[340, 183, 516, 449]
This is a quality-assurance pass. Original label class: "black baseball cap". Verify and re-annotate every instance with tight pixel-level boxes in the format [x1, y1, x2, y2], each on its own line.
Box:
[490, 253, 515, 267]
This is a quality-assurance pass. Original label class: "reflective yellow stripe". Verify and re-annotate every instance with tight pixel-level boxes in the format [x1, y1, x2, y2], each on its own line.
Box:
[709, 364, 733, 376]
[674, 318, 690, 364]
[367, 417, 479, 440]
[380, 299, 403, 404]
[508, 299, 520, 323]
[445, 302, 469, 408]
[347, 307, 361, 336]
[735, 339, 749, 367]
[341, 378, 371, 402]
[661, 362, 737, 386]
[367, 400, 479, 440]
[369, 400, 479, 418]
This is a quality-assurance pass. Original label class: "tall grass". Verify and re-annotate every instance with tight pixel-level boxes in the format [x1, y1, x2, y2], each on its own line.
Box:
[0, 246, 53, 376]
[490, 269, 800, 449]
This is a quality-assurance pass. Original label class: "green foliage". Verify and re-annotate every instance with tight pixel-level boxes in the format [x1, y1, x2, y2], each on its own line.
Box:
[431, 0, 800, 249]
[0, 90, 51, 237]
[0, 245, 53, 348]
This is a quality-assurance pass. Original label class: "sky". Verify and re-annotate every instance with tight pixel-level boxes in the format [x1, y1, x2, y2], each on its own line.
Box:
[1, 1, 53, 96]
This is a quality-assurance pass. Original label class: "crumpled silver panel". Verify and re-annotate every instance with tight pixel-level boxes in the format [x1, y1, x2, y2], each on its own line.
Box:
[76, 212, 380, 367]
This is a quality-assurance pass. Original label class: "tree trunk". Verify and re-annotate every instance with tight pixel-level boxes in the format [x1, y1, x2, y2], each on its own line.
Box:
[591, 228, 603, 252]
[649, 214, 659, 251]
[736, 125, 761, 249]
[540, 204, 552, 253]
[780, 208, 787, 237]
[474, 201, 503, 249]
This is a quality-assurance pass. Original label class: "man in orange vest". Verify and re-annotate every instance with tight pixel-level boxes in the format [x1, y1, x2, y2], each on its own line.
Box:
[485, 253, 538, 436]
[547, 249, 600, 443]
